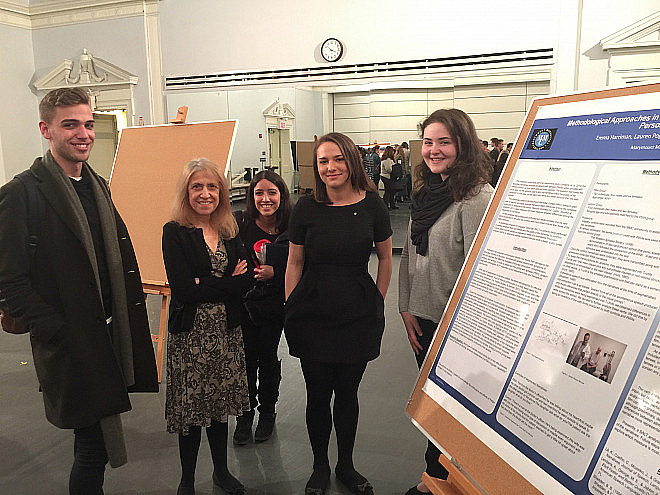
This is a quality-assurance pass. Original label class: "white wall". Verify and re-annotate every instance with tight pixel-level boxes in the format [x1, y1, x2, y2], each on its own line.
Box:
[1, 0, 658, 184]
[158, 0, 559, 76]
[576, 0, 660, 90]
[31, 17, 152, 123]
[166, 87, 324, 177]
[0, 23, 42, 181]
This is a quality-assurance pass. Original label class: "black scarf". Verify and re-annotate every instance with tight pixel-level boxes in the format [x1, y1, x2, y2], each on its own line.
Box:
[410, 173, 454, 256]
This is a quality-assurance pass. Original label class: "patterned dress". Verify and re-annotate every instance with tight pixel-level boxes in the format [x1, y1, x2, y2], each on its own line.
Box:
[166, 239, 250, 435]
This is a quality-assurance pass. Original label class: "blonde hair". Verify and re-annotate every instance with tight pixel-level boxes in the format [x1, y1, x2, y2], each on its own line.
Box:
[171, 158, 238, 238]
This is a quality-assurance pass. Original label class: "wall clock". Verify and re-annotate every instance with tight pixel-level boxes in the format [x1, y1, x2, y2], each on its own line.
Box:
[321, 38, 343, 62]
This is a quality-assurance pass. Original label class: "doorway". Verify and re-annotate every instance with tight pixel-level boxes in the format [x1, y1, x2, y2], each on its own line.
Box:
[267, 127, 293, 190]
[89, 110, 127, 180]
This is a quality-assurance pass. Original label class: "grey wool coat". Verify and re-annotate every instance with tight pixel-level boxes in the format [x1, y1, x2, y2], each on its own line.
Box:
[0, 153, 158, 429]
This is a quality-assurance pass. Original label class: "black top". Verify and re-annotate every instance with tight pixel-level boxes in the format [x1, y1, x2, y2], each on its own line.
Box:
[162, 221, 252, 332]
[235, 211, 290, 291]
[70, 168, 112, 318]
[284, 191, 392, 363]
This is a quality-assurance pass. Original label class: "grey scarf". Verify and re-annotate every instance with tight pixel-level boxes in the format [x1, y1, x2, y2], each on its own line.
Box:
[42, 152, 134, 467]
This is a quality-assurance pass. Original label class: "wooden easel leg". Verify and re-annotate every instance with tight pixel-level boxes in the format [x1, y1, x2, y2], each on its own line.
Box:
[155, 293, 168, 383]
[422, 456, 482, 495]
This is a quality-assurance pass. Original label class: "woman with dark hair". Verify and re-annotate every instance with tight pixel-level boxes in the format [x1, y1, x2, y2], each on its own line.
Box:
[380, 145, 397, 209]
[285, 133, 392, 495]
[162, 158, 252, 495]
[232, 170, 293, 445]
[399, 109, 493, 495]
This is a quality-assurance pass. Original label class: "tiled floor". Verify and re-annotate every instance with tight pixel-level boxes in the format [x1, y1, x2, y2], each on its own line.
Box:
[0, 237, 431, 494]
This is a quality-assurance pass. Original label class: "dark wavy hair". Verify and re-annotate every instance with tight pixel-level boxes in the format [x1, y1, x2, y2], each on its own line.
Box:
[414, 108, 492, 202]
[245, 170, 293, 233]
[313, 132, 376, 204]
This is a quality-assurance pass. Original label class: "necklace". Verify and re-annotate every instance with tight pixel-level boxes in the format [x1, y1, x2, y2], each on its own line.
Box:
[256, 219, 277, 235]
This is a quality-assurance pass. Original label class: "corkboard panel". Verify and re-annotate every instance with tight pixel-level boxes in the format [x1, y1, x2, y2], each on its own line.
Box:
[407, 83, 660, 495]
[296, 141, 316, 167]
[109, 121, 238, 286]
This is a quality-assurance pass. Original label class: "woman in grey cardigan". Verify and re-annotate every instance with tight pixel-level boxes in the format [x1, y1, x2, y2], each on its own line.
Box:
[399, 109, 493, 495]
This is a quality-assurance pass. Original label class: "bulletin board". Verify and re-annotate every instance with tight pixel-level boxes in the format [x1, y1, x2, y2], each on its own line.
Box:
[407, 83, 660, 495]
[109, 120, 238, 286]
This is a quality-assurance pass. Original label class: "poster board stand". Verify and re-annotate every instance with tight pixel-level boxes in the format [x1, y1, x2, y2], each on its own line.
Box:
[407, 82, 660, 495]
[422, 457, 481, 495]
[110, 120, 238, 382]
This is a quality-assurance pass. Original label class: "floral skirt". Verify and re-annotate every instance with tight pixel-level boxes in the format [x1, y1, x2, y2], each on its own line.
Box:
[166, 301, 250, 435]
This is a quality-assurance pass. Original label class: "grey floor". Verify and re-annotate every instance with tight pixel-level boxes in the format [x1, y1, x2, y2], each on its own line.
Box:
[0, 198, 426, 495]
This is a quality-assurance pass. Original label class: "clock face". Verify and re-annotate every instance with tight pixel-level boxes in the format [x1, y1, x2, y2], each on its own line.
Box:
[321, 38, 343, 62]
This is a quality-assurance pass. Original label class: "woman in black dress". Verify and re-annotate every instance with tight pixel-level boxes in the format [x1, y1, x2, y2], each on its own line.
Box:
[233, 170, 292, 445]
[285, 133, 393, 495]
[162, 158, 252, 495]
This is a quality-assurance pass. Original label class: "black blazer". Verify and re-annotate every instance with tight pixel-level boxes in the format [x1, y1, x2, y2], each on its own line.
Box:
[162, 221, 252, 332]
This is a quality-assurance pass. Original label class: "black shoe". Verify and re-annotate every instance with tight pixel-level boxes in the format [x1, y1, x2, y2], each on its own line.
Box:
[212, 472, 245, 495]
[254, 412, 276, 442]
[176, 482, 195, 495]
[335, 467, 373, 495]
[305, 467, 330, 495]
[232, 412, 253, 446]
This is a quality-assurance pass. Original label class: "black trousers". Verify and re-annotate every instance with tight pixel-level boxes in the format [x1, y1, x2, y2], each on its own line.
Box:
[241, 316, 283, 414]
[70, 422, 108, 495]
[414, 317, 449, 480]
[381, 177, 395, 208]
[300, 360, 367, 471]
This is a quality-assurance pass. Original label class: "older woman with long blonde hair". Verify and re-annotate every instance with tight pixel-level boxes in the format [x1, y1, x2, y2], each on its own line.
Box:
[162, 158, 252, 495]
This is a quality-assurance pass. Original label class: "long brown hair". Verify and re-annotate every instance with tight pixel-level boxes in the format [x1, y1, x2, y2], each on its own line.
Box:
[170, 158, 238, 238]
[414, 109, 492, 202]
[312, 133, 376, 204]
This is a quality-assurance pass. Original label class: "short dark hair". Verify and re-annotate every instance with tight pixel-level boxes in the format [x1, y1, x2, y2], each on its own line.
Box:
[245, 170, 293, 233]
[490, 137, 499, 145]
[313, 133, 376, 204]
[415, 109, 492, 202]
[39, 88, 91, 123]
[482, 140, 489, 147]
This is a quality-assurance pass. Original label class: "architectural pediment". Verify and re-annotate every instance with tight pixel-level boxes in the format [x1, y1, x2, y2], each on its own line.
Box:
[599, 11, 660, 85]
[601, 11, 660, 52]
[263, 100, 295, 119]
[34, 49, 137, 91]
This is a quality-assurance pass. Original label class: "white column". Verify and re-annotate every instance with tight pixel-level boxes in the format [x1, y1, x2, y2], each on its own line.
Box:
[143, 0, 165, 124]
[553, 0, 583, 94]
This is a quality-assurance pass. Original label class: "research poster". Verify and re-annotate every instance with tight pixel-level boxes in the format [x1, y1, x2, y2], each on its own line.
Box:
[421, 87, 659, 495]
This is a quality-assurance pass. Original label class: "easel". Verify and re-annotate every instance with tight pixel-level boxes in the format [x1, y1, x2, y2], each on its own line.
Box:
[422, 458, 482, 495]
[142, 281, 170, 383]
[408, 83, 660, 495]
[109, 119, 238, 384]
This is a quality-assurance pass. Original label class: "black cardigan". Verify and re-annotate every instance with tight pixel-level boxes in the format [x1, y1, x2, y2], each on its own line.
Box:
[162, 221, 252, 332]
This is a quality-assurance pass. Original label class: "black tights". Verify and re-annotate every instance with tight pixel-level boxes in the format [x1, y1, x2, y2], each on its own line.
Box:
[415, 317, 449, 480]
[300, 360, 368, 489]
[178, 420, 241, 490]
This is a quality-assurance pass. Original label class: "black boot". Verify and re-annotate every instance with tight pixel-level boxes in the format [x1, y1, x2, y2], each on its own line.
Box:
[232, 410, 254, 446]
[254, 412, 276, 442]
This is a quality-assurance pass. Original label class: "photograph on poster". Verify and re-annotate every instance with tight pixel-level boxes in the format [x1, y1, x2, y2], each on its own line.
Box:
[565, 328, 626, 384]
